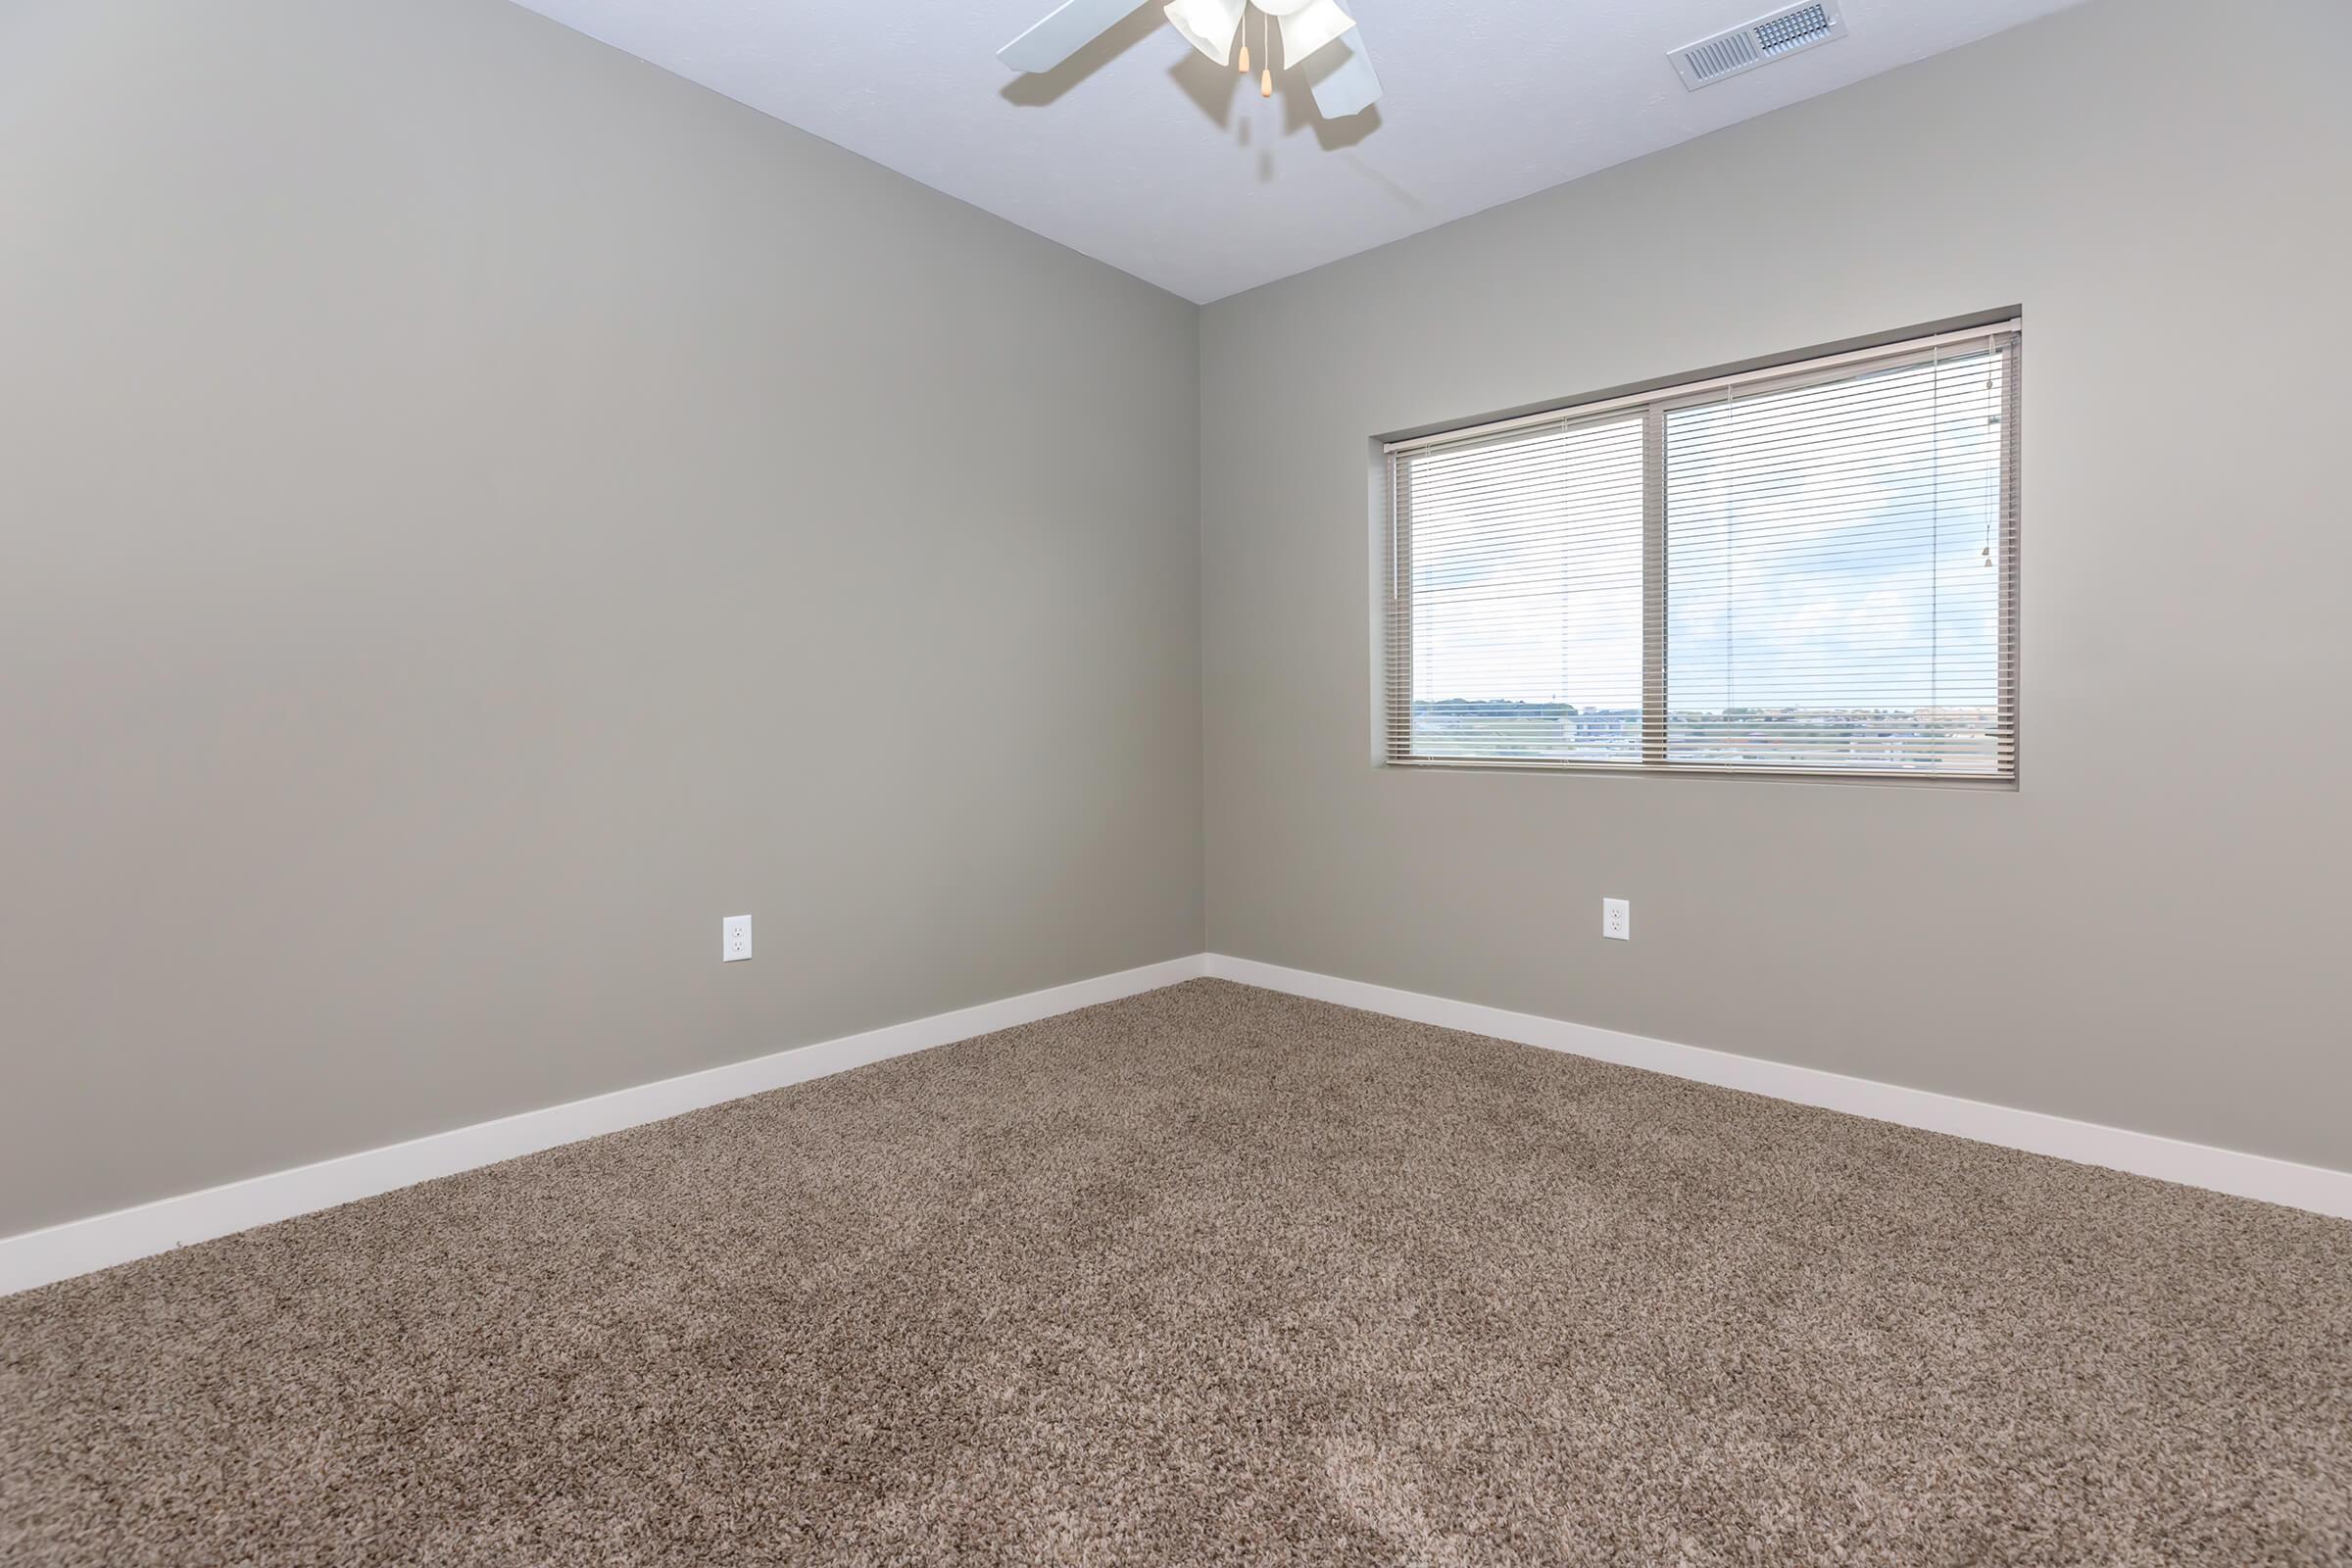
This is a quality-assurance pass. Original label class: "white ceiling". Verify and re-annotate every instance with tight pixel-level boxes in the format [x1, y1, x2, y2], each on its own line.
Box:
[507, 0, 2082, 303]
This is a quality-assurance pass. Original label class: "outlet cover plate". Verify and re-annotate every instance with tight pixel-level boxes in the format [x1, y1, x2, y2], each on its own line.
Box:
[722, 914, 753, 962]
[1602, 898, 1631, 941]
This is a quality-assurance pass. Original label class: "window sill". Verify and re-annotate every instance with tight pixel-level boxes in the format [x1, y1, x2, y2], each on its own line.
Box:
[1380, 756, 2019, 791]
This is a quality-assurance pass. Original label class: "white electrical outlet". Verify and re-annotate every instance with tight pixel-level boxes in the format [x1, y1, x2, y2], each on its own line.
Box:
[1602, 898, 1631, 941]
[721, 914, 753, 962]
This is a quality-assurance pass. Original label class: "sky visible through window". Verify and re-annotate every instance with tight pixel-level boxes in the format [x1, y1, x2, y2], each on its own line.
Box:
[1403, 346, 2006, 771]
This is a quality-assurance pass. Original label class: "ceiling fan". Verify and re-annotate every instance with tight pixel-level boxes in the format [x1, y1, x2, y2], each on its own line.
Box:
[1000, 0, 1382, 120]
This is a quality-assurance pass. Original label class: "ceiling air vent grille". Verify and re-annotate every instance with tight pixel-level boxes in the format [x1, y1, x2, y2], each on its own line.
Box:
[1672, 2, 1846, 90]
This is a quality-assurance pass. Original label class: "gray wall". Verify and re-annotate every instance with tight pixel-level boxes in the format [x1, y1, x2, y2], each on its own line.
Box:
[6, 0, 2344, 1243]
[0, 0, 1203, 1235]
[1201, 0, 2352, 1170]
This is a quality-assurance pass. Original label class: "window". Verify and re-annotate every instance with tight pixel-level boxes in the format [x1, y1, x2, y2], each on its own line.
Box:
[1382, 320, 2020, 780]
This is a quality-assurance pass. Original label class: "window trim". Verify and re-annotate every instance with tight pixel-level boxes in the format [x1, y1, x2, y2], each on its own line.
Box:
[1379, 318, 2023, 787]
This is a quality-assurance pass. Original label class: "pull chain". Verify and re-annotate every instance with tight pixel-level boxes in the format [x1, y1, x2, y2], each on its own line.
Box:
[1237, 3, 1249, 74]
[1260, 5, 1273, 96]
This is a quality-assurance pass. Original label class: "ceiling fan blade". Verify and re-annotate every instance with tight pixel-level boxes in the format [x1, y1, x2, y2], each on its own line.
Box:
[998, 0, 1148, 74]
[1275, 0, 1352, 69]
[1306, 26, 1381, 118]
[1163, 0, 1247, 64]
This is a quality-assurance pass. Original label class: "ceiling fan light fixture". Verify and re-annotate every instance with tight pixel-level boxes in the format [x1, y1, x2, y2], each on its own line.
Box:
[1000, 0, 1381, 119]
[1163, 0, 1248, 65]
[1274, 0, 1354, 69]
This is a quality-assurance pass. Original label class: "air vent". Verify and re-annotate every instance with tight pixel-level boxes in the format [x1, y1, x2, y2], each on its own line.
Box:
[1672, 1, 1846, 89]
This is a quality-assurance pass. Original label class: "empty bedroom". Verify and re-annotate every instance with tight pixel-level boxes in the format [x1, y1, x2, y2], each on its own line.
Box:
[2, 0, 2347, 1562]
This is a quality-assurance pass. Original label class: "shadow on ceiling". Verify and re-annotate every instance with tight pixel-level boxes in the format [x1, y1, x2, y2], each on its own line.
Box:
[998, 2, 1171, 107]
[1167, 39, 1382, 158]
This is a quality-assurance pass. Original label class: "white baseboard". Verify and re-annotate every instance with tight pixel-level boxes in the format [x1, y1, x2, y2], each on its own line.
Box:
[10, 949, 2339, 1299]
[1205, 954, 2352, 1221]
[0, 955, 1210, 1298]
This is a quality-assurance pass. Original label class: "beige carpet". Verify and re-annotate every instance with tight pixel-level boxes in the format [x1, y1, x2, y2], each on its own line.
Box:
[3, 980, 2348, 1566]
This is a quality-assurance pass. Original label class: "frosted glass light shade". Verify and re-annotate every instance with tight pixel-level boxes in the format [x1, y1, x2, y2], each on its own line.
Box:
[1163, 0, 1248, 63]
[1277, 0, 1354, 68]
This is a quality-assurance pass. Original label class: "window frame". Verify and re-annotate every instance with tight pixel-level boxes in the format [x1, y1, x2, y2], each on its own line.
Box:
[1379, 318, 2023, 788]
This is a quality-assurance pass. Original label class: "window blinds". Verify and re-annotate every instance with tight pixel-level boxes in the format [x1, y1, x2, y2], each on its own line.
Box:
[1383, 321, 2021, 780]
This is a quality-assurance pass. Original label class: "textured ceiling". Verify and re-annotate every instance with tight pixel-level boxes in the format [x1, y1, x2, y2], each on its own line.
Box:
[506, 0, 2082, 302]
